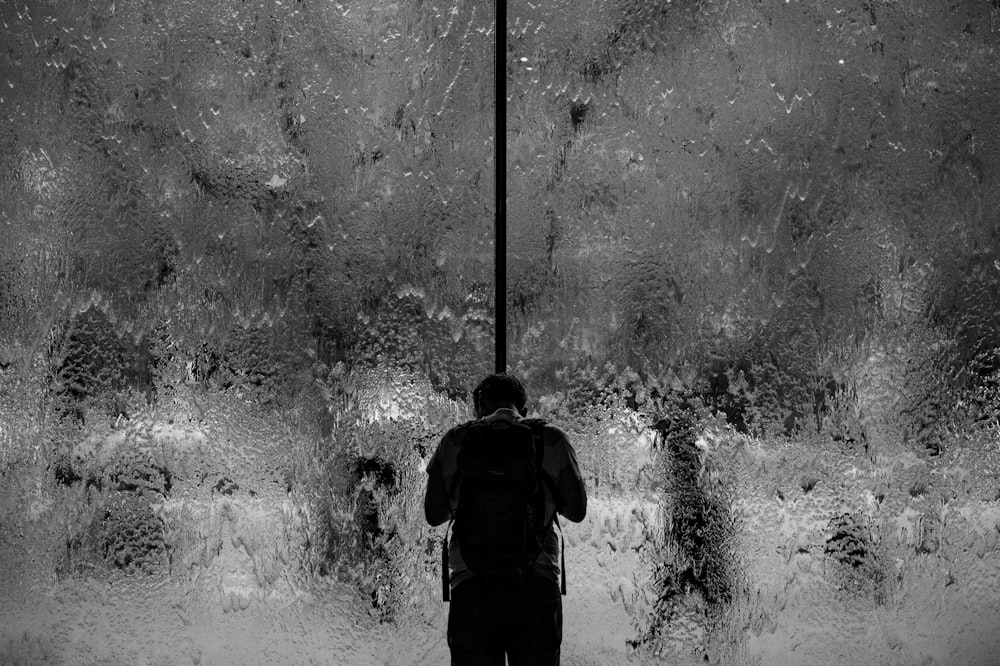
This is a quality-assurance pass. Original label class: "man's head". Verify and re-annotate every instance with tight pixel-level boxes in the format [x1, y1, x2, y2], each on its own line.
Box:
[472, 373, 527, 418]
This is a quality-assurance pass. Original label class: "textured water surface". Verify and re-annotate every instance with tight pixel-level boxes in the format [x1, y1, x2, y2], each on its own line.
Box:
[3, 0, 1000, 663]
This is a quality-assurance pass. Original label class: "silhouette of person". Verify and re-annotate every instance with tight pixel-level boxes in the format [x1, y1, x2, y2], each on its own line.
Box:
[425, 373, 587, 665]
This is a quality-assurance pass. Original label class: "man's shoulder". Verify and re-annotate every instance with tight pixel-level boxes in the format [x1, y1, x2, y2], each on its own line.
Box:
[521, 417, 566, 433]
[445, 417, 568, 444]
[449, 418, 481, 431]
[428, 420, 479, 474]
[442, 419, 482, 441]
[520, 418, 570, 444]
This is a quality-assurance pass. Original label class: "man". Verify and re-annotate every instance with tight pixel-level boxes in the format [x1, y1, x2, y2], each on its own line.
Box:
[425, 373, 587, 666]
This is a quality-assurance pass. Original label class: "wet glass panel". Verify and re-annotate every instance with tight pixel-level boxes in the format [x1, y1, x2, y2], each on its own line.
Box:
[1, 1, 494, 663]
[2, 0, 1000, 664]
[507, 1, 1000, 664]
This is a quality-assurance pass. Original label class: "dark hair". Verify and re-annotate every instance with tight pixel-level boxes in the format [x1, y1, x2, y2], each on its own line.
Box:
[472, 373, 527, 415]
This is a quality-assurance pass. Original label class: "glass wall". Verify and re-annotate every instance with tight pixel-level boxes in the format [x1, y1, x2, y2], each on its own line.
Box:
[2, 0, 1000, 664]
[1, 1, 495, 663]
[505, 1, 1000, 664]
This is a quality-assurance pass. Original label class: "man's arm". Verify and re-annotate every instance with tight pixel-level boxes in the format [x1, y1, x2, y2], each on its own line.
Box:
[550, 427, 587, 523]
[424, 460, 451, 526]
[424, 434, 455, 527]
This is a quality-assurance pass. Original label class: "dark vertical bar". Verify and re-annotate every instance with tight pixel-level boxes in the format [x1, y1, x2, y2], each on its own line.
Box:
[495, 0, 507, 374]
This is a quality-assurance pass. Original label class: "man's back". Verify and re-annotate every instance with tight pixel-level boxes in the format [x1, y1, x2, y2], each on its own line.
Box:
[428, 410, 583, 589]
[449, 417, 546, 577]
[424, 373, 586, 666]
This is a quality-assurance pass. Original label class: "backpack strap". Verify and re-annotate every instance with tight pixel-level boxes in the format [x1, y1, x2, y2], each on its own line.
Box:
[529, 422, 567, 596]
[556, 515, 566, 596]
[442, 519, 451, 602]
[441, 439, 463, 604]
[442, 448, 467, 602]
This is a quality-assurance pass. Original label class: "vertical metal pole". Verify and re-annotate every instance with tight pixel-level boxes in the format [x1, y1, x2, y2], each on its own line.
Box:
[495, 0, 507, 374]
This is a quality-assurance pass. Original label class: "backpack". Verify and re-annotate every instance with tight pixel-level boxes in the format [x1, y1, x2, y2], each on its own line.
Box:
[442, 418, 565, 600]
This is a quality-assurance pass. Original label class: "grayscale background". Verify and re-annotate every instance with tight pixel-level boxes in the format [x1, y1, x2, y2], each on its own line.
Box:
[2, 1, 999, 663]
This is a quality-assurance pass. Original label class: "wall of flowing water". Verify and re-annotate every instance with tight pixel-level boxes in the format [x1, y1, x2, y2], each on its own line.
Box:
[2, 1, 1000, 664]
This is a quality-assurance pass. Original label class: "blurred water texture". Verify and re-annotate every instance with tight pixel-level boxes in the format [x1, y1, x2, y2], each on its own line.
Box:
[3, 0, 1000, 663]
